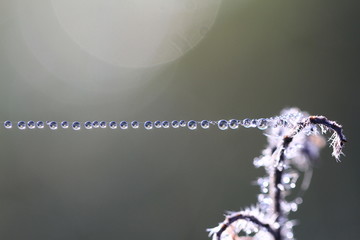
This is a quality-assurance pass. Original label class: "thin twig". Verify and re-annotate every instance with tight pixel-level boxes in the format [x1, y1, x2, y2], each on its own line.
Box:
[216, 213, 277, 240]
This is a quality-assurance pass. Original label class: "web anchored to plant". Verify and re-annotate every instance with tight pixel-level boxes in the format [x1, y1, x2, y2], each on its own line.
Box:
[1, 108, 346, 240]
[207, 108, 346, 240]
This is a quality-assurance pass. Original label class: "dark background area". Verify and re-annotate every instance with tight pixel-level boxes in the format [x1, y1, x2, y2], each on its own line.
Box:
[0, 0, 359, 239]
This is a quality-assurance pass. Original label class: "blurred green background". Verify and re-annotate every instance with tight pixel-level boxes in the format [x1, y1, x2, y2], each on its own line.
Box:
[0, 0, 359, 239]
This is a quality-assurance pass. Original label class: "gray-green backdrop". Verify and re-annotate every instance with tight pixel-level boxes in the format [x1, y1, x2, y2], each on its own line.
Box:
[0, 0, 359, 239]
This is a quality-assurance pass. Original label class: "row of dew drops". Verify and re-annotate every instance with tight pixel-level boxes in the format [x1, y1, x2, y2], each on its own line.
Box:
[1, 116, 298, 131]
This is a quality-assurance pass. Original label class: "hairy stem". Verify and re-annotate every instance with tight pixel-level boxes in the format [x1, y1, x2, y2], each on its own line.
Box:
[209, 111, 346, 240]
[270, 137, 293, 240]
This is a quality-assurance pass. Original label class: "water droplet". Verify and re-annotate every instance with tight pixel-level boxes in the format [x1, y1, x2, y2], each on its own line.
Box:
[131, 121, 139, 129]
[61, 121, 69, 129]
[4, 120, 12, 129]
[109, 121, 117, 129]
[257, 178, 269, 187]
[27, 121, 35, 129]
[258, 194, 273, 213]
[286, 231, 294, 239]
[99, 121, 107, 128]
[179, 120, 186, 127]
[277, 184, 285, 191]
[120, 121, 128, 129]
[17, 121, 26, 130]
[171, 120, 179, 128]
[92, 121, 99, 128]
[36, 121, 45, 129]
[282, 172, 299, 190]
[217, 120, 228, 130]
[257, 178, 269, 193]
[290, 202, 298, 212]
[257, 118, 268, 130]
[200, 120, 210, 129]
[253, 157, 264, 168]
[161, 121, 170, 128]
[154, 121, 161, 128]
[273, 223, 280, 230]
[72, 121, 81, 130]
[280, 119, 288, 127]
[268, 117, 278, 128]
[242, 118, 251, 128]
[49, 121, 58, 130]
[187, 120, 197, 130]
[84, 121, 92, 129]
[144, 121, 153, 130]
[283, 176, 291, 184]
[228, 119, 238, 129]
[251, 119, 258, 127]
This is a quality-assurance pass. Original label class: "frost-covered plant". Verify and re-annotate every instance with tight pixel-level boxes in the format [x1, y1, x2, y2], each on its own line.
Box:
[207, 108, 346, 240]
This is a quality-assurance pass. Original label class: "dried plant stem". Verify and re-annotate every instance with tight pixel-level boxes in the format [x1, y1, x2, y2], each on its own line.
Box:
[216, 214, 277, 240]
[269, 115, 347, 240]
[209, 110, 347, 240]
[270, 138, 293, 240]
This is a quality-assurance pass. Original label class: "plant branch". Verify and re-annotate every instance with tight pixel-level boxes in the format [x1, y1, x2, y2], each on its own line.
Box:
[215, 213, 277, 240]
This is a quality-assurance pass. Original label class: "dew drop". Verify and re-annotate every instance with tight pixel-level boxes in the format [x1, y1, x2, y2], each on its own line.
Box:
[99, 121, 107, 128]
[131, 121, 139, 129]
[242, 118, 251, 128]
[179, 120, 186, 127]
[279, 119, 288, 127]
[27, 121, 35, 129]
[251, 119, 258, 128]
[217, 120, 228, 130]
[258, 194, 273, 213]
[268, 117, 278, 128]
[92, 121, 99, 128]
[257, 118, 268, 130]
[171, 120, 179, 128]
[257, 178, 269, 193]
[273, 223, 280, 230]
[154, 121, 161, 128]
[253, 157, 264, 168]
[286, 231, 294, 239]
[277, 184, 285, 191]
[144, 121, 153, 130]
[283, 176, 291, 184]
[290, 202, 298, 212]
[259, 179, 269, 187]
[84, 121, 92, 129]
[120, 121, 128, 129]
[109, 121, 117, 129]
[61, 121, 69, 129]
[200, 120, 210, 129]
[295, 197, 303, 205]
[17, 121, 26, 130]
[187, 120, 197, 130]
[72, 121, 81, 130]
[49, 121, 58, 130]
[36, 121, 45, 129]
[228, 119, 238, 129]
[4, 120, 12, 129]
[161, 121, 170, 128]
